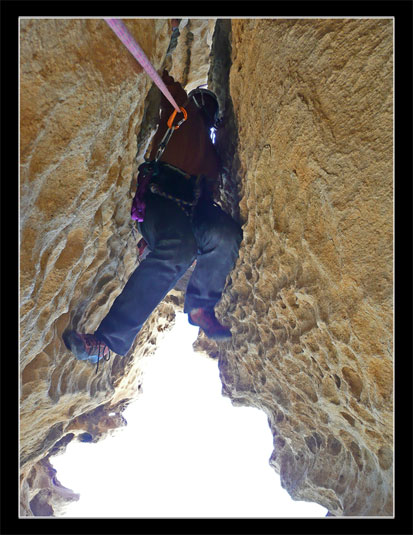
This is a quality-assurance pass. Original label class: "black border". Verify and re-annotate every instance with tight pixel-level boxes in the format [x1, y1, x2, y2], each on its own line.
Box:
[3, 1, 412, 534]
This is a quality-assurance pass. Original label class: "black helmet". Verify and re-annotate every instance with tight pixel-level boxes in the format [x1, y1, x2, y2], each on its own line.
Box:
[188, 87, 221, 129]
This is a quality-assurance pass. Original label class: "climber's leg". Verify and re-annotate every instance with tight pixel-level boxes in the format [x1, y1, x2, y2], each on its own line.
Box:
[95, 193, 197, 355]
[184, 200, 243, 314]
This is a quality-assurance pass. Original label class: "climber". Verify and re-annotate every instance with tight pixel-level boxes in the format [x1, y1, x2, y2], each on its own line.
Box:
[63, 70, 243, 366]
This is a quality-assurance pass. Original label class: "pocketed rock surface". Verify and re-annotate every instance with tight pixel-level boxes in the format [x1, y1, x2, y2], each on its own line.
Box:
[19, 18, 393, 517]
[19, 17, 180, 516]
[206, 18, 393, 516]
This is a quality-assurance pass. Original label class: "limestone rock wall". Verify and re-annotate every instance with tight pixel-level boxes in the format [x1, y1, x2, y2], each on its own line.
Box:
[20, 457, 80, 517]
[166, 18, 217, 92]
[19, 17, 190, 516]
[206, 18, 393, 516]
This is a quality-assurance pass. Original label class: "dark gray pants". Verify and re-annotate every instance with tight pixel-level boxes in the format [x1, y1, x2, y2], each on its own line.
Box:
[95, 192, 242, 355]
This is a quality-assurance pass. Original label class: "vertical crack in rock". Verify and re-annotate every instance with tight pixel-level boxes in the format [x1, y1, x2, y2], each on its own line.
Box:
[208, 19, 243, 224]
[180, 26, 194, 88]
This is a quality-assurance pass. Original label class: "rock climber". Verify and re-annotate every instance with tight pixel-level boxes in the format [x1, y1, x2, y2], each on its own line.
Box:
[63, 70, 243, 366]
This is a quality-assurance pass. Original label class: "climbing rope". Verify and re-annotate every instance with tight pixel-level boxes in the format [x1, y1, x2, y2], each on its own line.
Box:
[104, 18, 189, 162]
[104, 18, 183, 114]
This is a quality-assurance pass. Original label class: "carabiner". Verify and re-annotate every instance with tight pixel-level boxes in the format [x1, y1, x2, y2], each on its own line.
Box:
[155, 127, 174, 161]
[167, 106, 188, 130]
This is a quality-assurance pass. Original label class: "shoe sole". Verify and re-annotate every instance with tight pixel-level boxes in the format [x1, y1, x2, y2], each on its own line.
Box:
[205, 331, 232, 340]
[188, 315, 232, 340]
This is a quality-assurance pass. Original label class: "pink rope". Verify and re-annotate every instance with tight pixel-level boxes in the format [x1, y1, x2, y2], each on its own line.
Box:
[104, 18, 181, 113]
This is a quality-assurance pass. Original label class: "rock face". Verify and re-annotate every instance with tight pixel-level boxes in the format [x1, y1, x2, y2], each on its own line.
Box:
[19, 18, 393, 517]
[166, 18, 217, 92]
[19, 17, 184, 516]
[206, 18, 393, 516]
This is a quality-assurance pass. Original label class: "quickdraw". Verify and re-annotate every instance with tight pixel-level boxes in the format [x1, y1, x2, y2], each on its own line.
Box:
[155, 106, 187, 162]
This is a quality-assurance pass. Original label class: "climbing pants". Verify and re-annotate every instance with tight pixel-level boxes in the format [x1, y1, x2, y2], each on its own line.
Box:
[94, 192, 243, 355]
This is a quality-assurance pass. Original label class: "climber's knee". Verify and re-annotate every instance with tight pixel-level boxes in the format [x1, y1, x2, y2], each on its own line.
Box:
[210, 217, 243, 256]
[154, 232, 197, 268]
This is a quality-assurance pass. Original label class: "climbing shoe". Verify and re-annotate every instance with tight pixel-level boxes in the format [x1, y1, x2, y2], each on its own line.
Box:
[188, 308, 232, 340]
[63, 331, 111, 366]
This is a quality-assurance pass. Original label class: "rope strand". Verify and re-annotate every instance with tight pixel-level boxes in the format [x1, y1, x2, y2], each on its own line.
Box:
[104, 18, 181, 113]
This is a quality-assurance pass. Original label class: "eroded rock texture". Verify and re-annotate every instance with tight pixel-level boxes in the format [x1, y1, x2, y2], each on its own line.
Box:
[205, 18, 393, 516]
[166, 18, 217, 92]
[19, 17, 188, 516]
[20, 17, 393, 517]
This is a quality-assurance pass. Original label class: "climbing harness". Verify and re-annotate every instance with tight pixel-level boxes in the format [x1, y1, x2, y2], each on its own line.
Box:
[149, 179, 202, 219]
[104, 18, 183, 114]
[104, 17, 221, 203]
[130, 101, 191, 224]
[131, 160, 203, 221]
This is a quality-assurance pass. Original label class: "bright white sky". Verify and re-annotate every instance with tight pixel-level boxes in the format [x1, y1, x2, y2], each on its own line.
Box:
[51, 312, 327, 518]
